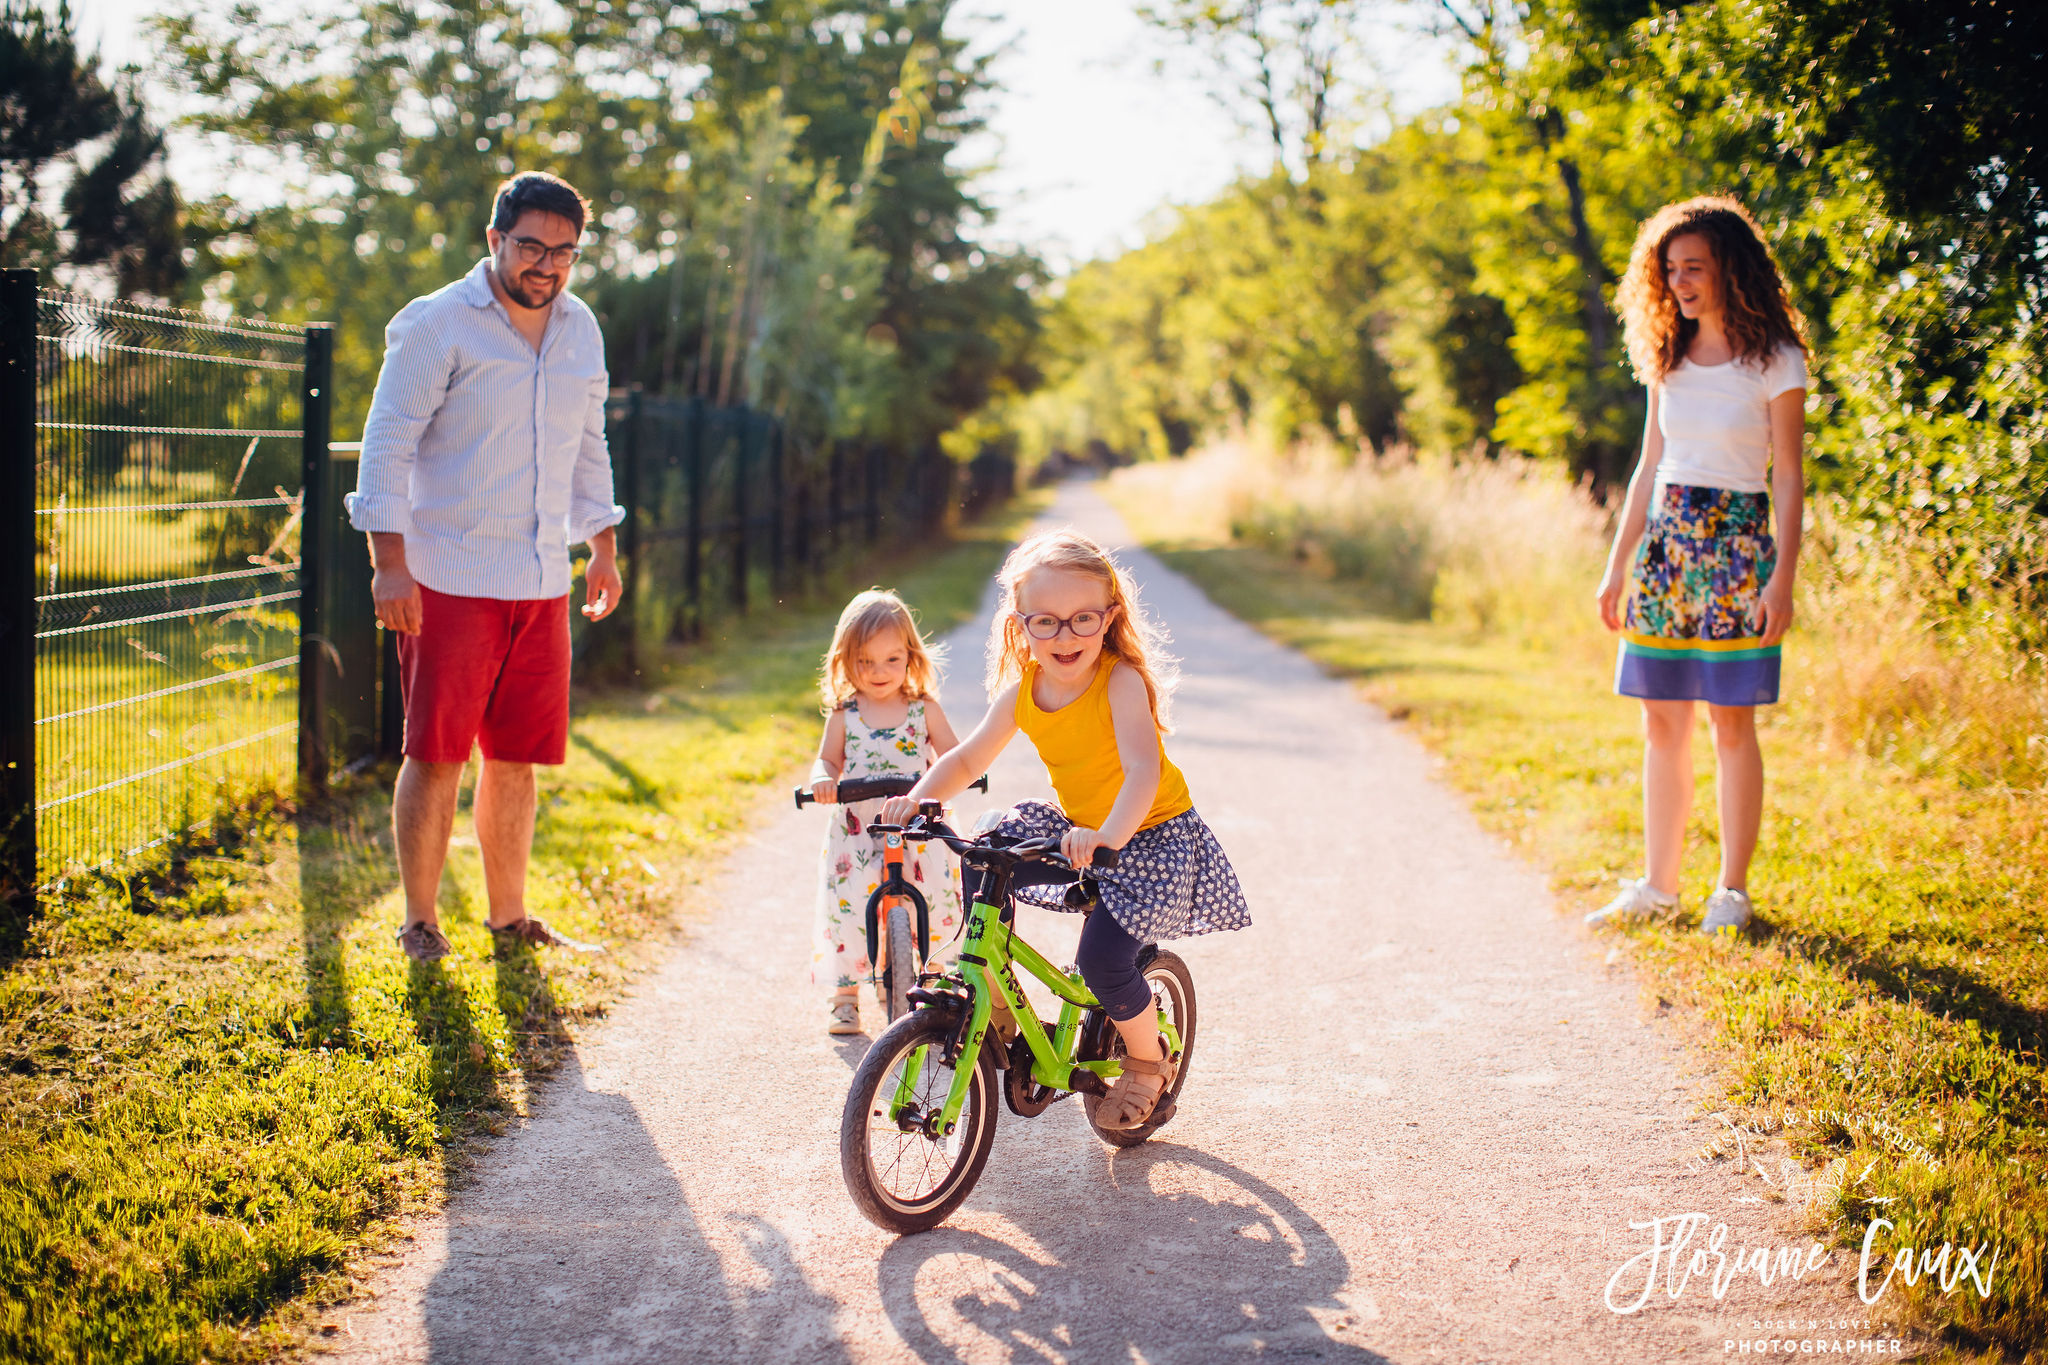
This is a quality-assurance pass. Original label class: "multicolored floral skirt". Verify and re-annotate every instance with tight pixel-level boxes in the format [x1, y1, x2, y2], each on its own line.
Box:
[1615, 483, 1780, 706]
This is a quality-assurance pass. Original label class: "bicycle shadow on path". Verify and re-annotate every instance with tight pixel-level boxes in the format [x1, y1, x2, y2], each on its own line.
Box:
[416, 1048, 855, 1365]
[877, 1140, 1390, 1364]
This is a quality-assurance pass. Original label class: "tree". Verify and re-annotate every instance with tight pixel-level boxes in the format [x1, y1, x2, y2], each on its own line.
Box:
[1633, 0, 2048, 600]
[155, 0, 1040, 458]
[666, 1, 1043, 445]
[1426, 0, 1660, 487]
[0, 0, 187, 295]
[154, 0, 713, 435]
[1138, 0, 1369, 176]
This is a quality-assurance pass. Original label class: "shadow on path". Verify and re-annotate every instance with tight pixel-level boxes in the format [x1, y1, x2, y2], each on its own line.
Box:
[568, 729, 664, 805]
[878, 1140, 1392, 1364]
[421, 1050, 853, 1365]
[297, 794, 402, 1050]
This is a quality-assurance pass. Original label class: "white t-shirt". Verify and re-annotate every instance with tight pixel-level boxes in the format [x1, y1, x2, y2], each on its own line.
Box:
[1654, 342, 1808, 494]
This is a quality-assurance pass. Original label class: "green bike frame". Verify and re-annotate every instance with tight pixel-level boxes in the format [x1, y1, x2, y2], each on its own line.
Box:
[889, 893, 1185, 1135]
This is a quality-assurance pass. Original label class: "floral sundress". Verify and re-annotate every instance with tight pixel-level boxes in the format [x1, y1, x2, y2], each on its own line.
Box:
[812, 698, 962, 993]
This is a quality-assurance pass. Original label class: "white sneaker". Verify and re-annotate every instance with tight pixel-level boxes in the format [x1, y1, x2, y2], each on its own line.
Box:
[1699, 887, 1754, 935]
[1585, 877, 1679, 928]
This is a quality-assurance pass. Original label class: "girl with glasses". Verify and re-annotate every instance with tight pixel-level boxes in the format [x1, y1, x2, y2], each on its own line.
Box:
[882, 529, 1250, 1130]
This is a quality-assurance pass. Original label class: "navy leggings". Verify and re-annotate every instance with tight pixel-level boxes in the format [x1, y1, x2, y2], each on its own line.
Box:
[963, 862, 1155, 1022]
[1073, 909, 1154, 1022]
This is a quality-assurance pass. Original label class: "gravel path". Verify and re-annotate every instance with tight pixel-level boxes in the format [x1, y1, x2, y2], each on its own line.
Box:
[329, 483, 1881, 1363]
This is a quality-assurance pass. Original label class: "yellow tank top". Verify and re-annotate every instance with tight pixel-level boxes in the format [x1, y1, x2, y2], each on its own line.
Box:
[1015, 657, 1193, 833]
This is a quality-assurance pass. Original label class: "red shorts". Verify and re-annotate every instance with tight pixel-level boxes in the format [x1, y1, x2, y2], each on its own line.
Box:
[397, 585, 572, 764]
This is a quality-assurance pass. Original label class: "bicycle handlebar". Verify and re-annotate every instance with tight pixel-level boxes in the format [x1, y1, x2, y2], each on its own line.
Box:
[1029, 838, 1121, 873]
[793, 772, 989, 809]
[874, 816, 1120, 873]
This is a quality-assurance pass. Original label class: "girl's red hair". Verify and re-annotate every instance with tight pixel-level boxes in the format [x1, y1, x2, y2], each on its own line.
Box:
[1617, 195, 1808, 384]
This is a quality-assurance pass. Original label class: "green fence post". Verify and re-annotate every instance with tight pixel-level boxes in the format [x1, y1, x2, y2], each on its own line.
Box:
[761, 421, 774, 593]
[792, 436, 812, 585]
[379, 630, 403, 761]
[731, 408, 749, 612]
[617, 387, 642, 675]
[684, 398, 705, 637]
[828, 441, 843, 554]
[325, 446, 379, 770]
[0, 270, 37, 922]
[297, 324, 335, 788]
[866, 443, 882, 543]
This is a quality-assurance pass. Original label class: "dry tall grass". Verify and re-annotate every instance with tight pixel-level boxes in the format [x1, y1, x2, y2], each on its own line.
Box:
[1112, 443, 2048, 792]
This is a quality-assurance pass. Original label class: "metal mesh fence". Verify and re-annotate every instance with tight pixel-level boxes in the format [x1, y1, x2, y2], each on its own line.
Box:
[598, 392, 957, 675]
[0, 268, 969, 901]
[30, 288, 307, 875]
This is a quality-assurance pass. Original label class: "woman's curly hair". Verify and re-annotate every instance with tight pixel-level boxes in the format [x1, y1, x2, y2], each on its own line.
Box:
[1617, 195, 1808, 385]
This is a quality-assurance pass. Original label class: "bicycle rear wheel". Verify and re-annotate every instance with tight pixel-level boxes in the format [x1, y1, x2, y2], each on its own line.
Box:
[881, 899, 915, 1023]
[1083, 948, 1197, 1149]
[841, 1009, 999, 1234]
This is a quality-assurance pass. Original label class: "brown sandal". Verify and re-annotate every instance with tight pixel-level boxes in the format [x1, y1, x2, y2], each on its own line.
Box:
[1100, 1045, 1179, 1131]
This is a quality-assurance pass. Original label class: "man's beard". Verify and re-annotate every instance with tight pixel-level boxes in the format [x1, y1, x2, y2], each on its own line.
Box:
[501, 268, 564, 308]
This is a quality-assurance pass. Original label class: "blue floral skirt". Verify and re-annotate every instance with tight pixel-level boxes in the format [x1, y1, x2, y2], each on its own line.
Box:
[1615, 483, 1780, 706]
[991, 800, 1251, 943]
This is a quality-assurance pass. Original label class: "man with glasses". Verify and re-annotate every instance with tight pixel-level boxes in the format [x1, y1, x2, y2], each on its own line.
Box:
[347, 170, 625, 962]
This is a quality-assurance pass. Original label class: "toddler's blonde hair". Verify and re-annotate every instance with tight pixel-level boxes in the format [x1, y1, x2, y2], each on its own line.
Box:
[986, 529, 1177, 730]
[820, 589, 943, 712]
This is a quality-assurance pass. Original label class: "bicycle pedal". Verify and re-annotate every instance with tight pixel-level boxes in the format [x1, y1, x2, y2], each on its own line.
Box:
[1147, 1097, 1177, 1127]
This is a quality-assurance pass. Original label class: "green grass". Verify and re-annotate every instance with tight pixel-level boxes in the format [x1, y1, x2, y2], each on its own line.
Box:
[1113, 523, 2048, 1363]
[36, 611, 300, 873]
[0, 512, 1025, 1364]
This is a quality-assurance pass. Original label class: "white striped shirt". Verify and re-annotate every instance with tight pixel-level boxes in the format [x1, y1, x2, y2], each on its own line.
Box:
[345, 259, 625, 600]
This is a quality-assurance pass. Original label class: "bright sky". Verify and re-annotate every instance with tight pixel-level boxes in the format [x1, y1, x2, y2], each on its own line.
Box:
[74, 0, 1459, 271]
[959, 2, 1460, 267]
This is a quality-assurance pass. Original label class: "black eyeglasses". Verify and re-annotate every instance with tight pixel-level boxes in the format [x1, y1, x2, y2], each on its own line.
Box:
[506, 235, 582, 269]
[1014, 608, 1112, 641]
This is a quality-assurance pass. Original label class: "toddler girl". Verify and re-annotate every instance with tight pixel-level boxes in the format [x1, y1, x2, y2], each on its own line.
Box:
[810, 590, 963, 1035]
[883, 529, 1250, 1130]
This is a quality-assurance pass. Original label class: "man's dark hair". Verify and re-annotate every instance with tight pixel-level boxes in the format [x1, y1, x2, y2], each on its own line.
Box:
[490, 171, 589, 235]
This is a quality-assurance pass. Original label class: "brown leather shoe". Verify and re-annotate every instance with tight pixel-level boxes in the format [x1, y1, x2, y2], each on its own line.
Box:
[396, 921, 451, 962]
[488, 916, 602, 952]
[489, 915, 563, 947]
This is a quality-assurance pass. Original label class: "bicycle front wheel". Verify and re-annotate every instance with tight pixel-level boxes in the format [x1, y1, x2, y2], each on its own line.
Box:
[840, 1009, 999, 1234]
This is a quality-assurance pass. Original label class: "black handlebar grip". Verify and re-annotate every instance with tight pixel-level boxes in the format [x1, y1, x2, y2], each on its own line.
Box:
[1091, 846, 1119, 871]
[793, 772, 990, 809]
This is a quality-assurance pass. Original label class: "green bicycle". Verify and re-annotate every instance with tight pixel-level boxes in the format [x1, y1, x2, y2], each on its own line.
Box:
[839, 803, 1197, 1234]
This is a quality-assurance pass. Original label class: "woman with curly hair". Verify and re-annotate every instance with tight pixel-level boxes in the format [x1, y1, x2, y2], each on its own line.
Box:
[1588, 195, 1810, 935]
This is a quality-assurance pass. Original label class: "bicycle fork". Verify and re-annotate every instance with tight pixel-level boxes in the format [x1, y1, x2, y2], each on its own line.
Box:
[864, 831, 930, 984]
